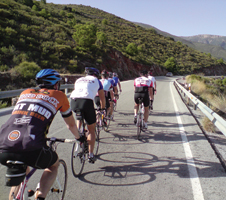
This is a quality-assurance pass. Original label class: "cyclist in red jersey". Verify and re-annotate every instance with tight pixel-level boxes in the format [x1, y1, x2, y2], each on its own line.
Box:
[134, 70, 154, 129]
[0, 69, 84, 200]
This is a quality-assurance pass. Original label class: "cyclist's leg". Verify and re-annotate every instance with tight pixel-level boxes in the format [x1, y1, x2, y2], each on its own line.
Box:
[87, 123, 96, 154]
[34, 147, 59, 199]
[37, 159, 59, 198]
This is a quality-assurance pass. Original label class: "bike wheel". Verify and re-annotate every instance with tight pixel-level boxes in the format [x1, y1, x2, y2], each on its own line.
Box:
[137, 114, 141, 139]
[103, 114, 111, 132]
[46, 159, 67, 200]
[71, 142, 85, 177]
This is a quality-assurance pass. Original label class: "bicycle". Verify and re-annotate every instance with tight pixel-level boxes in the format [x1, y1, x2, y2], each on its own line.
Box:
[7, 137, 76, 200]
[71, 109, 99, 177]
[95, 107, 105, 139]
[113, 94, 119, 112]
[103, 110, 111, 132]
[136, 98, 145, 139]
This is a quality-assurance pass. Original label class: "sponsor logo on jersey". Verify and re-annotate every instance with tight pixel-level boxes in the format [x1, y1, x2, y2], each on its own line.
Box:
[8, 130, 21, 141]
[14, 116, 31, 124]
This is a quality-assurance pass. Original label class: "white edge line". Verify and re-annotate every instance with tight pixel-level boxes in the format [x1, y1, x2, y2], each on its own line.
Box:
[170, 82, 204, 200]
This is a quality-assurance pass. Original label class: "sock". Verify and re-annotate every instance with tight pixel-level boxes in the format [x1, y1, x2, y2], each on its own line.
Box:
[37, 197, 45, 200]
[89, 153, 94, 157]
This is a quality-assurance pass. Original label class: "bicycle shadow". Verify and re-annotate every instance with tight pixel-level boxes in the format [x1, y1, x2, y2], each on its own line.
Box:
[77, 151, 226, 186]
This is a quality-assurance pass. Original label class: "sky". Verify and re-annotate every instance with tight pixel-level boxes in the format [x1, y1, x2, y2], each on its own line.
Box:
[47, 0, 226, 37]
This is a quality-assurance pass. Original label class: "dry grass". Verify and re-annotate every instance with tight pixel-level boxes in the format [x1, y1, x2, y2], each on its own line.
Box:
[208, 94, 226, 113]
[191, 80, 206, 95]
[202, 117, 215, 133]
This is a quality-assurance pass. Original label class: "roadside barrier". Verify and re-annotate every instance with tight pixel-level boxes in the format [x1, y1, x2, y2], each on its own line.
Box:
[174, 79, 226, 136]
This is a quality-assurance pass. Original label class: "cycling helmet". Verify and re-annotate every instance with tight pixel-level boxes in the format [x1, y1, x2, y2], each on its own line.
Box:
[85, 67, 100, 77]
[101, 70, 109, 78]
[113, 72, 118, 77]
[140, 70, 148, 76]
[36, 69, 61, 88]
[108, 72, 113, 78]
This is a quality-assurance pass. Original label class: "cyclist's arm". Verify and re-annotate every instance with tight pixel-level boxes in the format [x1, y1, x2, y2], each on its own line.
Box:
[149, 87, 154, 100]
[63, 115, 80, 139]
[118, 81, 122, 92]
[98, 89, 106, 109]
[113, 86, 118, 95]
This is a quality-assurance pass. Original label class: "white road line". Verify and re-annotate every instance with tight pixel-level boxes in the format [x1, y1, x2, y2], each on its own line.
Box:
[170, 83, 205, 200]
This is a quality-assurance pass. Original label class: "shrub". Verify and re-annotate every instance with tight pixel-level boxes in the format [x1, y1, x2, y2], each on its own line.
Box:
[12, 61, 41, 80]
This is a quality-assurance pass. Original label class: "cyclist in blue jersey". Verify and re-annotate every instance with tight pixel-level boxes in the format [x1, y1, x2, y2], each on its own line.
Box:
[113, 72, 122, 93]
[95, 70, 113, 118]
[108, 72, 118, 119]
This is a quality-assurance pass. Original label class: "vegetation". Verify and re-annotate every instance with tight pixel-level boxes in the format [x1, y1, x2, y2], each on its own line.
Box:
[0, 0, 226, 91]
[185, 74, 226, 114]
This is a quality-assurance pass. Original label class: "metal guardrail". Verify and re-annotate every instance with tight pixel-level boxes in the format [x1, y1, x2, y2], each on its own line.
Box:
[174, 79, 226, 136]
[0, 84, 74, 99]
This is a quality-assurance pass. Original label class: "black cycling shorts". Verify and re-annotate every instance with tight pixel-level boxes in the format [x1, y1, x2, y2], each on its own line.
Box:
[94, 96, 110, 109]
[0, 146, 58, 169]
[134, 92, 150, 107]
[70, 98, 96, 125]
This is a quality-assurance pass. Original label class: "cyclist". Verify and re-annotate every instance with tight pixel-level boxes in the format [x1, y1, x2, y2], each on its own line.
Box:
[134, 70, 154, 129]
[0, 69, 84, 200]
[94, 70, 113, 118]
[70, 67, 105, 163]
[108, 72, 118, 119]
[148, 70, 157, 110]
[113, 72, 122, 93]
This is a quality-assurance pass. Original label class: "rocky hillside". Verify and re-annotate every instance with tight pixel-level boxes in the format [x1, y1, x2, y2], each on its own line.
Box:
[0, 0, 226, 91]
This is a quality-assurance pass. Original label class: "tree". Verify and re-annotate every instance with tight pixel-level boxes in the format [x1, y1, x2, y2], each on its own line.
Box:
[96, 32, 107, 46]
[73, 23, 97, 48]
[164, 57, 177, 72]
[126, 43, 138, 56]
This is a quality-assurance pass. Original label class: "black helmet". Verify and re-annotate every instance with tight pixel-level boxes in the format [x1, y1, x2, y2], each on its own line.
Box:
[101, 70, 109, 78]
[140, 70, 148, 76]
[36, 69, 61, 88]
[108, 72, 113, 78]
[85, 67, 100, 77]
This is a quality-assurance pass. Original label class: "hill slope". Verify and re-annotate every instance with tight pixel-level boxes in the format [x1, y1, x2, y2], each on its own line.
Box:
[0, 0, 225, 90]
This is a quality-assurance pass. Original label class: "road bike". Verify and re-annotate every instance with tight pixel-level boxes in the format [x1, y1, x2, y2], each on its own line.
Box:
[71, 110, 99, 177]
[136, 98, 145, 139]
[113, 94, 119, 112]
[7, 137, 76, 200]
[95, 107, 105, 139]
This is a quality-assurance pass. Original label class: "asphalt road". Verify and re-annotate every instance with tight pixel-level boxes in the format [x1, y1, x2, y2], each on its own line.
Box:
[0, 76, 226, 200]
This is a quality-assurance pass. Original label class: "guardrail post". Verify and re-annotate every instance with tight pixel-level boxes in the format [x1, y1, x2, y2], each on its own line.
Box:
[65, 78, 68, 94]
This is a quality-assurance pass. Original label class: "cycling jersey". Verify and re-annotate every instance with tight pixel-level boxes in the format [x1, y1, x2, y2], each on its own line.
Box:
[100, 78, 112, 94]
[108, 78, 117, 88]
[113, 76, 119, 85]
[148, 75, 156, 86]
[0, 88, 72, 153]
[134, 76, 153, 93]
[70, 75, 103, 100]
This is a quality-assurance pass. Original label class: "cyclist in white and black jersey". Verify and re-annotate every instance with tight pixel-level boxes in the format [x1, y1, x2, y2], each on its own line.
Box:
[70, 67, 105, 163]
[148, 70, 157, 110]
[134, 70, 154, 129]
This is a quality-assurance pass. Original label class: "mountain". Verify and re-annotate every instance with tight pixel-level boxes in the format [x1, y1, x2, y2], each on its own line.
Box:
[134, 22, 226, 61]
[181, 35, 226, 50]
